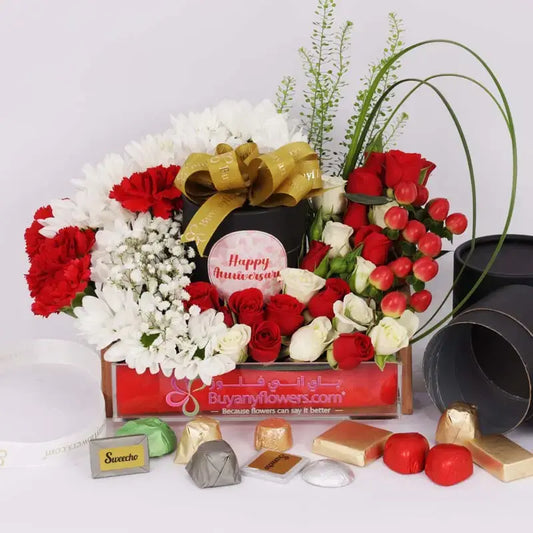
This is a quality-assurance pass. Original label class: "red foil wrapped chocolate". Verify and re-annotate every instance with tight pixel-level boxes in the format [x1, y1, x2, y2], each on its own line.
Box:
[384, 432, 429, 474]
[425, 444, 473, 486]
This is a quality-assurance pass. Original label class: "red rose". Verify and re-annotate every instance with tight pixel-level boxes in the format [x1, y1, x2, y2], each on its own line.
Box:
[265, 294, 305, 336]
[363, 152, 386, 179]
[343, 202, 368, 232]
[384, 151, 436, 188]
[184, 282, 220, 311]
[354, 224, 382, 246]
[300, 241, 331, 272]
[308, 278, 351, 319]
[248, 321, 281, 363]
[25, 205, 53, 258]
[109, 165, 182, 219]
[30, 256, 92, 317]
[332, 332, 375, 370]
[228, 288, 265, 327]
[346, 168, 383, 196]
[219, 306, 234, 327]
[361, 232, 392, 265]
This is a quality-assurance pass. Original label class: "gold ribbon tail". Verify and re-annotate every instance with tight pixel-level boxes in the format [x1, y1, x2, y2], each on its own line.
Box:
[181, 192, 246, 256]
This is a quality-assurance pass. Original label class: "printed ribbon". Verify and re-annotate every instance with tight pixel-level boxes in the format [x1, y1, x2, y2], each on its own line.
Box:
[175, 141, 322, 255]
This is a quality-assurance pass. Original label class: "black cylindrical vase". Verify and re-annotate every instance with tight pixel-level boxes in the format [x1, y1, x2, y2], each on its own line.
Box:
[453, 234, 533, 309]
[424, 284, 533, 434]
[182, 197, 309, 284]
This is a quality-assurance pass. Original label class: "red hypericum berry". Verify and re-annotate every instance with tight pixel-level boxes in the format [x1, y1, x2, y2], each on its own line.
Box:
[417, 232, 442, 258]
[388, 257, 412, 278]
[427, 198, 450, 221]
[384, 206, 409, 230]
[413, 257, 439, 282]
[410, 290, 432, 312]
[445, 213, 468, 235]
[402, 220, 426, 244]
[369, 266, 395, 291]
[381, 291, 408, 318]
[413, 185, 429, 207]
[394, 181, 418, 205]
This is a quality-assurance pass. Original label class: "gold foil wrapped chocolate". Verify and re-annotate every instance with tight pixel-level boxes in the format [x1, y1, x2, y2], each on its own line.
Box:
[254, 418, 293, 452]
[174, 416, 222, 465]
[312, 420, 391, 467]
[466, 435, 533, 482]
[435, 402, 480, 445]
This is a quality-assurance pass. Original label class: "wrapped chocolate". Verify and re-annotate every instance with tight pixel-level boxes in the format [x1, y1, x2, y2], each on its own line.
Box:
[383, 433, 429, 475]
[174, 416, 222, 465]
[186, 440, 241, 488]
[425, 444, 473, 486]
[254, 418, 293, 452]
[466, 434, 533, 482]
[436, 402, 480, 445]
[312, 420, 391, 467]
[116, 417, 177, 457]
[242, 450, 309, 483]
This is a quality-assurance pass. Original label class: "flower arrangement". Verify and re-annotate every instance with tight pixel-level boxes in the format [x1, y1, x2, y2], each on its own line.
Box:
[25, 0, 516, 392]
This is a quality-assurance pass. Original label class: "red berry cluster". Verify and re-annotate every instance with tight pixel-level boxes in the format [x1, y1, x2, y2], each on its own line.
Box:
[343, 150, 468, 320]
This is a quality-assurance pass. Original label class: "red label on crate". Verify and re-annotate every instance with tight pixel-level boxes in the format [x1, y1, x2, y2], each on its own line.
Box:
[114, 364, 399, 418]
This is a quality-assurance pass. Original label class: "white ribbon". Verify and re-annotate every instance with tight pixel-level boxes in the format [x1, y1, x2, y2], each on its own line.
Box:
[0, 339, 106, 468]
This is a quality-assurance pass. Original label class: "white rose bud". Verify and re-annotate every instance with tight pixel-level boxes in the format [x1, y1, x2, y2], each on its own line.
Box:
[370, 201, 399, 229]
[368, 317, 410, 355]
[322, 221, 354, 258]
[280, 268, 326, 305]
[396, 309, 419, 338]
[333, 293, 374, 334]
[216, 324, 252, 363]
[349, 256, 376, 294]
[312, 175, 347, 215]
[289, 317, 334, 362]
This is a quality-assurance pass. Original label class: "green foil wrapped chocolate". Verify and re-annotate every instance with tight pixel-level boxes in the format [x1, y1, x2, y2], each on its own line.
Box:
[116, 417, 177, 457]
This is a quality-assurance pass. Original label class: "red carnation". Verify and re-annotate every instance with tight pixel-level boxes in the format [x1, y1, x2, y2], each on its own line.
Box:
[346, 168, 383, 196]
[343, 202, 368, 232]
[265, 294, 305, 336]
[331, 332, 375, 370]
[26, 226, 95, 317]
[308, 278, 351, 319]
[300, 241, 331, 272]
[184, 282, 220, 311]
[24, 205, 53, 258]
[109, 165, 182, 219]
[228, 288, 265, 327]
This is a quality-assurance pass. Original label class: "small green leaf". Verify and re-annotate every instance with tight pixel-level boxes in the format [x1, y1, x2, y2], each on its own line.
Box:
[345, 193, 392, 205]
[314, 255, 330, 278]
[140, 333, 160, 348]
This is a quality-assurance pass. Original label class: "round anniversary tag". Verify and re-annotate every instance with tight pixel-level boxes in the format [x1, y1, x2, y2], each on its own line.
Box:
[207, 230, 287, 301]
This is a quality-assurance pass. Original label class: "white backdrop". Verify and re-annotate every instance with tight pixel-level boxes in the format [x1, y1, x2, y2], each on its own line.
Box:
[1, 0, 531, 389]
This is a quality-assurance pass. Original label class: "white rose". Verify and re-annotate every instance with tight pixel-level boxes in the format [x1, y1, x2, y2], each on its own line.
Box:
[216, 324, 252, 363]
[369, 200, 398, 228]
[368, 317, 409, 355]
[333, 293, 374, 334]
[322, 221, 354, 258]
[280, 268, 326, 305]
[289, 317, 334, 362]
[312, 175, 347, 215]
[396, 309, 419, 338]
[349, 256, 376, 294]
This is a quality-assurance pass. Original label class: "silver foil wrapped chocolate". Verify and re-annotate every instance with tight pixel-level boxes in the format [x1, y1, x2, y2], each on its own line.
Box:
[186, 440, 241, 489]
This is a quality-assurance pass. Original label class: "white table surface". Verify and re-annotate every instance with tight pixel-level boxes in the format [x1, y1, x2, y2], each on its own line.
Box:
[1, 393, 532, 533]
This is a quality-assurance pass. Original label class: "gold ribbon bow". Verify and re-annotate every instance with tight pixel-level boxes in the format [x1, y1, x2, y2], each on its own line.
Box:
[175, 141, 322, 255]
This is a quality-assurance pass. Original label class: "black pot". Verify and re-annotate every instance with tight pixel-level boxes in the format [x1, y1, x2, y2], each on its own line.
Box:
[453, 234, 533, 309]
[182, 197, 309, 282]
[424, 284, 533, 434]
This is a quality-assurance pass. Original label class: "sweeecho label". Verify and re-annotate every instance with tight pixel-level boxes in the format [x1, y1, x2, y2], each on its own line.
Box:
[113, 364, 399, 418]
